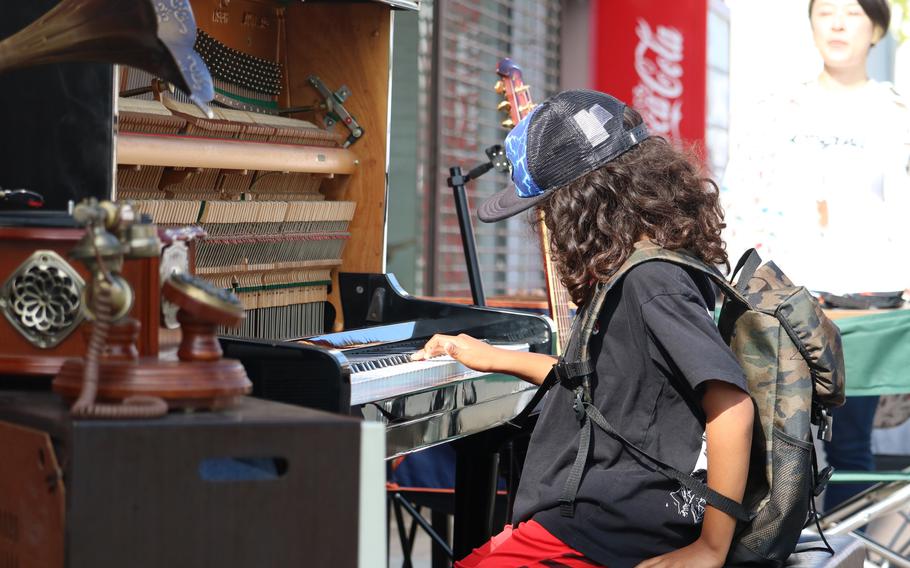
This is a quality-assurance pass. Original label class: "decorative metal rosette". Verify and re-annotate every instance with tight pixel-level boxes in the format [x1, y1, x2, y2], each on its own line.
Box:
[0, 251, 85, 348]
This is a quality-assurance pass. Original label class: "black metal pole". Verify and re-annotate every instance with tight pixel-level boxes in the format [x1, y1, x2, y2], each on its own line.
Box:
[448, 165, 487, 306]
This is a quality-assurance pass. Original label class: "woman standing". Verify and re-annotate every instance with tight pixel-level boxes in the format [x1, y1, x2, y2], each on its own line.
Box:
[722, 0, 909, 509]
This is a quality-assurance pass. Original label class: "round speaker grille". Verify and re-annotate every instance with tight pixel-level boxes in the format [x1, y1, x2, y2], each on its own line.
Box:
[1, 251, 85, 348]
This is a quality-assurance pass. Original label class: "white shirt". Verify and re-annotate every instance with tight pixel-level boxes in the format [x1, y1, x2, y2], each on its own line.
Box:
[721, 79, 910, 293]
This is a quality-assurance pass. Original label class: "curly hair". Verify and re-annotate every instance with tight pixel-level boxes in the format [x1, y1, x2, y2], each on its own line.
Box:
[536, 107, 728, 307]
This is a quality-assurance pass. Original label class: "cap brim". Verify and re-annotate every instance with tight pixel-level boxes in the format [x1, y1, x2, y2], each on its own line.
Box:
[477, 186, 548, 223]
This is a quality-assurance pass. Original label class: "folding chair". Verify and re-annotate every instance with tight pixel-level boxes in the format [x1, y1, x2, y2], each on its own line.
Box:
[814, 471, 910, 567]
[387, 444, 511, 568]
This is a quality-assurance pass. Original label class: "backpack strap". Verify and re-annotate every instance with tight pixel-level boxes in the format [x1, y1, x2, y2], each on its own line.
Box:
[509, 241, 749, 430]
[730, 248, 762, 295]
[505, 359, 593, 429]
[581, 403, 752, 521]
[612, 241, 752, 307]
[562, 240, 750, 369]
[554, 241, 752, 521]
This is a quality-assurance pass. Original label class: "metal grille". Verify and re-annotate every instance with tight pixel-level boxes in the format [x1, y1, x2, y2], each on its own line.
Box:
[417, 0, 562, 298]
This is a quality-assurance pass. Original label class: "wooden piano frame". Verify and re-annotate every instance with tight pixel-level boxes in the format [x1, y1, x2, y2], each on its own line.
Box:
[120, 0, 395, 319]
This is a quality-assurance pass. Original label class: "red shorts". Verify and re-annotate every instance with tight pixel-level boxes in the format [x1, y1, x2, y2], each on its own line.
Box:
[454, 520, 604, 568]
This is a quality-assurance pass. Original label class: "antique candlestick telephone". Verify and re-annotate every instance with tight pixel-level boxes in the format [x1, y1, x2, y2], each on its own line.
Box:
[0, 0, 252, 416]
[52, 199, 252, 416]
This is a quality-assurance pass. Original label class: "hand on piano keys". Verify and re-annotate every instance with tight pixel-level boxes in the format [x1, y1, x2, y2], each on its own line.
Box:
[411, 334, 557, 386]
[348, 342, 528, 406]
[410, 333, 501, 371]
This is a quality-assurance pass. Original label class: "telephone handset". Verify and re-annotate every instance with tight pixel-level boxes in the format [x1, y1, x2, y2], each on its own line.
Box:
[53, 199, 252, 418]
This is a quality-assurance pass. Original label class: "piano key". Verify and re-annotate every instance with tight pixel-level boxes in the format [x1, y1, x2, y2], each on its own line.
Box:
[346, 343, 529, 405]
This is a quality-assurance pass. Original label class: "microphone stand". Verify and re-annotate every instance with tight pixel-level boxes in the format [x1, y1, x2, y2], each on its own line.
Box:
[445, 144, 508, 307]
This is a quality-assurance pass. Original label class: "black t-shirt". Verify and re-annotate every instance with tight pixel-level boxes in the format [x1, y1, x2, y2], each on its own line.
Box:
[512, 261, 747, 568]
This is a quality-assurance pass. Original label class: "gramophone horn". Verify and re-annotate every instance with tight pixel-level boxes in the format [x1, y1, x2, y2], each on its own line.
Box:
[0, 0, 213, 116]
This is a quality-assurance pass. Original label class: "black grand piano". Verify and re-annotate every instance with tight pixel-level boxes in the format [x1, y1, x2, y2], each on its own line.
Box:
[222, 272, 553, 557]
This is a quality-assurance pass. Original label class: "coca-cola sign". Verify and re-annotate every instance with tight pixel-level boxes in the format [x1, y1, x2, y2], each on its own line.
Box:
[592, 0, 707, 146]
[632, 19, 684, 139]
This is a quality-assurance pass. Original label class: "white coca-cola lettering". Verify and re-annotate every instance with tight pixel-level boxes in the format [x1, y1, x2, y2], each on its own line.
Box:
[632, 18, 684, 139]
[633, 85, 683, 138]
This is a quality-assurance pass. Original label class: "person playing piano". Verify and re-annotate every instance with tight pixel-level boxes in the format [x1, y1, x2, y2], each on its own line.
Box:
[412, 90, 753, 568]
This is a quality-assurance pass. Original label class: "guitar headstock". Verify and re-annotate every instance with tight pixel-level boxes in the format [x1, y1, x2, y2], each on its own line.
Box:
[494, 58, 535, 129]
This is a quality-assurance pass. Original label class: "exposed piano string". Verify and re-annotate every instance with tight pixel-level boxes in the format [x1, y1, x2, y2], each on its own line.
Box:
[222, 300, 327, 340]
[119, 89, 344, 147]
[132, 198, 351, 339]
[195, 233, 349, 271]
[207, 268, 331, 340]
[132, 200, 354, 272]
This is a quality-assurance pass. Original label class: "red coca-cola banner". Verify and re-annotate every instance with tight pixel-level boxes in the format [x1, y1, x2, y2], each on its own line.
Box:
[591, 0, 708, 146]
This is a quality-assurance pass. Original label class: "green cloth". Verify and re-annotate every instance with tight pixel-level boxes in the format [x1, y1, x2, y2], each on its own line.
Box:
[835, 310, 910, 396]
[830, 471, 910, 483]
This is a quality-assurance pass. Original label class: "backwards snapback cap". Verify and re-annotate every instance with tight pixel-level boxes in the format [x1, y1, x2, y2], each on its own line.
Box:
[478, 89, 649, 223]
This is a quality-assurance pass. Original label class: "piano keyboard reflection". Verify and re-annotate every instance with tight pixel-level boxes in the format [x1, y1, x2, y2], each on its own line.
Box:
[347, 344, 529, 405]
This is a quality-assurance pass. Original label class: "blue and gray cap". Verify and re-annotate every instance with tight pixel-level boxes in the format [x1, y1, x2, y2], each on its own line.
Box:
[478, 89, 649, 223]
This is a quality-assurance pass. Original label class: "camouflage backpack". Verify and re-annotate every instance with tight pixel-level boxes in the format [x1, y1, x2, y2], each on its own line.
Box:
[532, 240, 846, 566]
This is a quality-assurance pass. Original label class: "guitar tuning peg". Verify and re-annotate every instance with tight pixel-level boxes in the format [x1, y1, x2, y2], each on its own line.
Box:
[497, 100, 511, 113]
[494, 80, 505, 94]
[501, 118, 514, 129]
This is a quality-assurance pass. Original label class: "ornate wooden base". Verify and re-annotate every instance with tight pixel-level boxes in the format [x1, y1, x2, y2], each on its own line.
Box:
[52, 357, 252, 410]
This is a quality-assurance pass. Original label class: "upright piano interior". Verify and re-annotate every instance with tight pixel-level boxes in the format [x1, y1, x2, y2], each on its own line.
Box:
[118, 0, 392, 340]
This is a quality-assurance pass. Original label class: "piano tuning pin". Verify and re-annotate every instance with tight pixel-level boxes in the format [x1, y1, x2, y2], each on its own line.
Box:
[497, 100, 511, 112]
[501, 118, 514, 129]
[494, 80, 504, 94]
